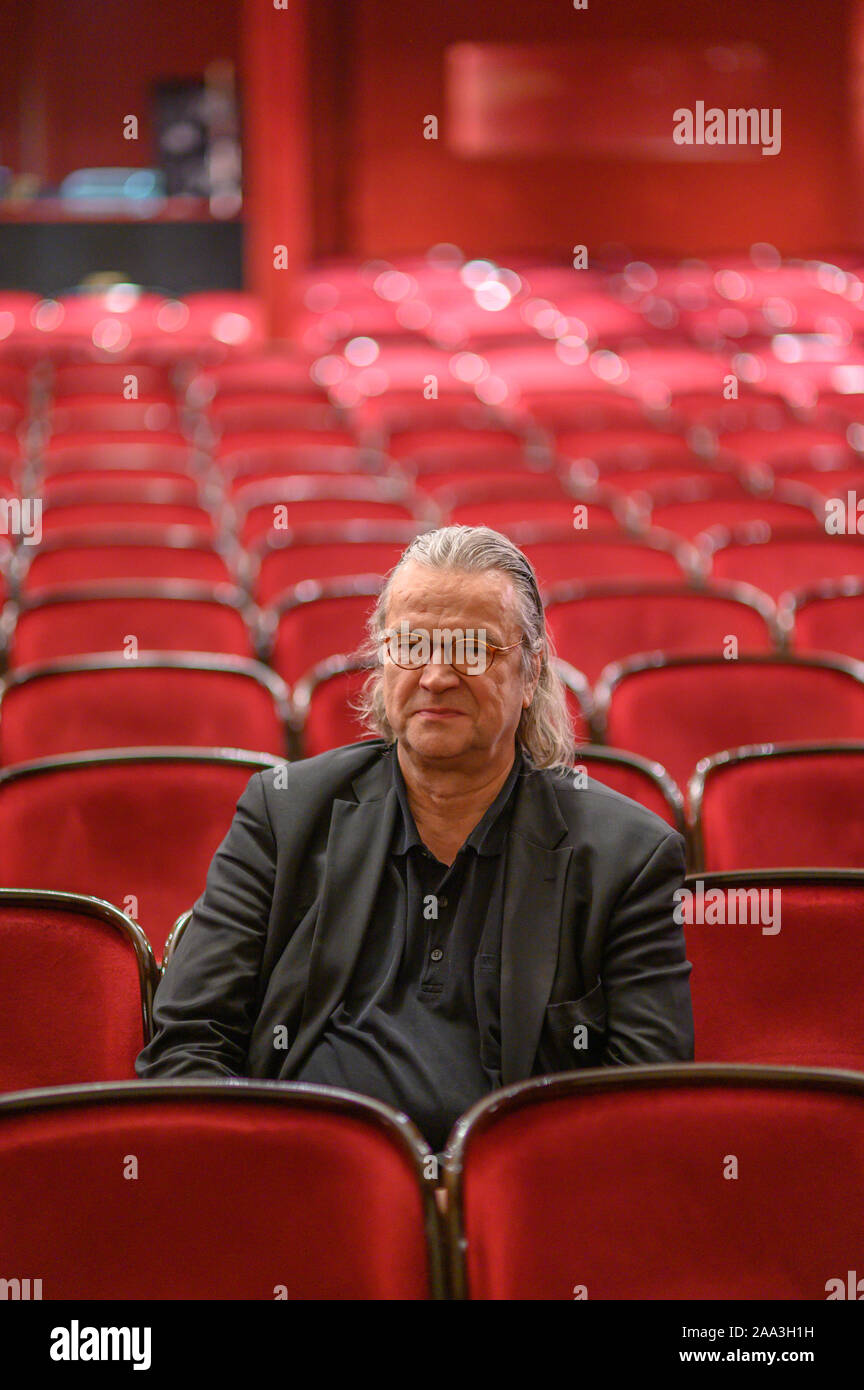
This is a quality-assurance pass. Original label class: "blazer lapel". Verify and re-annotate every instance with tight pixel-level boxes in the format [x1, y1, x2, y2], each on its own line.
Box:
[500, 772, 576, 1084]
[284, 755, 397, 1072]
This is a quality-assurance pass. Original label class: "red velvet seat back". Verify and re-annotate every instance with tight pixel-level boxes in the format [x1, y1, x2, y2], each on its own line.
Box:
[240, 496, 415, 546]
[0, 665, 287, 762]
[452, 1072, 864, 1298]
[299, 667, 376, 758]
[790, 590, 864, 663]
[10, 596, 253, 667]
[0, 1088, 434, 1299]
[695, 748, 864, 870]
[681, 876, 864, 1067]
[546, 587, 776, 685]
[520, 537, 688, 588]
[574, 750, 682, 829]
[0, 898, 150, 1090]
[447, 498, 621, 530]
[22, 542, 233, 593]
[601, 659, 864, 794]
[271, 591, 379, 688]
[0, 755, 277, 955]
[710, 535, 864, 599]
[256, 538, 408, 603]
[651, 496, 822, 540]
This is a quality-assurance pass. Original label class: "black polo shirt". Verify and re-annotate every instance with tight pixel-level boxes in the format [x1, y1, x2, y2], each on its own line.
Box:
[295, 745, 524, 1151]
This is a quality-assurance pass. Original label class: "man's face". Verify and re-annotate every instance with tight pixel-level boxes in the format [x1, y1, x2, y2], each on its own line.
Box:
[381, 560, 540, 767]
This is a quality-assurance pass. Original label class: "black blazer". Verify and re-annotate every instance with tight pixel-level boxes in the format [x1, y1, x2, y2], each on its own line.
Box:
[136, 741, 694, 1085]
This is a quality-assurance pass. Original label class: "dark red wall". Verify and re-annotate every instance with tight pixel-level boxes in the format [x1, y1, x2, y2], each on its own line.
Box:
[347, 0, 854, 259]
[0, 0, 860, 261]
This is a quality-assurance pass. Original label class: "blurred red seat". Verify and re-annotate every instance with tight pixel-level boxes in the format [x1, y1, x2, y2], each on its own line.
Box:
[556, 428, 697, 469]
[648, 489, 824, 541]
[723, 426, 856, 471]
[387, 426, 528, 474]
[206, 393, 340, 437]
[293, 657, 379, 757]
[50, 361, 176, 397]
[231, 477, 427, 547]
[706, 526, 864, 599]
[513, 525, 698, 587]
[46, 396, 180, 435]
[39, 437, 197, 479]
[37, 470, 219, 535]
[781, 580, 864, 662]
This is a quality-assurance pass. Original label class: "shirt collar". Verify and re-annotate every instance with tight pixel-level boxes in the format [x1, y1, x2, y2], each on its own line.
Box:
[390, 745, 524, 858]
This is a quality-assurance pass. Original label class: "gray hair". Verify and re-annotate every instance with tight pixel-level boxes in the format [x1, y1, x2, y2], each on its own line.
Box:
[354, 524, 576, 769]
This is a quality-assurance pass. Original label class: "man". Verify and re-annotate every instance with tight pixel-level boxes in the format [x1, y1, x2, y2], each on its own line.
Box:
[136, 525, 693, 1151]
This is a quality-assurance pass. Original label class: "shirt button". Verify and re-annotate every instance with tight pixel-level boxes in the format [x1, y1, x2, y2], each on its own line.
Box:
[430, 948, 444, 962]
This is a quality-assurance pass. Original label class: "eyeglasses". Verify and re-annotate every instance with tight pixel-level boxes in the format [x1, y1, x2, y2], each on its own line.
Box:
[380, 627, 524, 677]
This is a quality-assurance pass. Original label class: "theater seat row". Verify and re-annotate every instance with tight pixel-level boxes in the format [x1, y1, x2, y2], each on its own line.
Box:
[2, 1059, 863, 1297]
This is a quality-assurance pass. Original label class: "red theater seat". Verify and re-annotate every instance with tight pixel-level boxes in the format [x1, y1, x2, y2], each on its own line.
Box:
[206, 393, 339, 436]
[0, 656, 291, 762]
[0, 749, 283, 957]
[46, 396, 180, 435]
[666, 388, 791, 433]
[680, 871, 864, 1067]
[445, 495, 626, 531]
[706, 527, 864, 600]
[0, 395, 25, 433]
[232, 477, 427, 547]
[220, 437, 370, 488]
[518, 389, 649, 432]
[18, 529, 236, 594]
[723, 426, 856, 471]
[648, 491, 824, 541]
[187, 351, 322, 404]
[51, 362, 176, 397]
[0, 889, 157, 1091]
[0, 1082, 439, 1299]
[781, 581, 864, 663]
[387, 427, 528, 474]
[545, 581, 779, 685]
[7, 584, 257, 667]
[251, 523, 418, 604]
[514, 526, 697, 588]
[595, 653, 864, 794]
[293, 657, 378, 757]
[265, 580, 380, 688]
[444, 1066, 864, 1298]
[0, 433, 23, 472]
[689, 743, 864, 871]
[551, 660, 593, 744]
[583, 464, 750, 504]
[39, 438, 197, 480]
[571, 747, 684, 832]
[556, 428, 697, 470]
